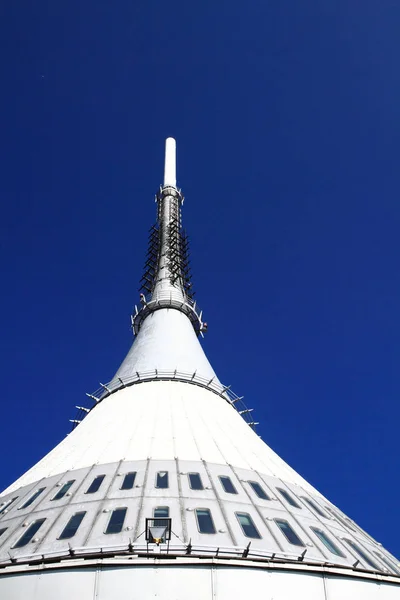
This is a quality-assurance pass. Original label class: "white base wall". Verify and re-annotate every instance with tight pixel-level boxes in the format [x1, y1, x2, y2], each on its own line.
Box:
[1, 562, 399, 600]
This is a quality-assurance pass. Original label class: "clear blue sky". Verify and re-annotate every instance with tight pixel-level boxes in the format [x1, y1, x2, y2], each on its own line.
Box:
[1, 1, 400, 556]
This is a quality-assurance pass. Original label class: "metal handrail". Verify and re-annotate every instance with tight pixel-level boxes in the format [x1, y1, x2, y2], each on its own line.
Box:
[73, 369, 257, 433]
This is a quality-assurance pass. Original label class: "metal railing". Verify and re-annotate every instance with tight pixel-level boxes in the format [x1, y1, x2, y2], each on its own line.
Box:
[72, 369, 258, 432]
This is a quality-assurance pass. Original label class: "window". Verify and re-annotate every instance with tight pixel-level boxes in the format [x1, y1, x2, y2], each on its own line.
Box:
[275, 519, 304, 546]
[86, 475, 105, 494]
[373, 552, 400, 575]
[188, 473, 204, 490]
[236, 512, 261, 539]
[20, 488, 46, 510]
[0, 497, 18, 515]
[59, 512, 86, 540]
[325, 506, 356, 532]
[13, 519, 46, 548]
[302, 497, 326, 517]
[277, 488, 301, 508]
[311, 527, 346, 557]
[154, 506, 169, 527]
[121, 472, 136, 490]
[344, 539, 379, 570]
[52, 480, 75, 501]
[105, 508, 127, 534]
[0, 528, 7, 538]
[195, 509, 216, 534]
[249, 481, 270, 500]
[156, 472, 169, 489]
[219, 476, 237, 494]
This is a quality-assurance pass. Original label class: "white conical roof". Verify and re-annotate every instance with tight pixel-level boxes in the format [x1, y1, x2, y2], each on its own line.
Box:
[0, 139, 399, 597]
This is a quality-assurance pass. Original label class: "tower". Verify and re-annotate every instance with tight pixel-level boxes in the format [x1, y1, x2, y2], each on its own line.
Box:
[0, 139, 399, 599]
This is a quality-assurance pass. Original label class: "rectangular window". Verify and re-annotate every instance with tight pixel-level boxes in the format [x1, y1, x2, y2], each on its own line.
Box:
[0, 497, 18, 515]
[249, 481, 270, 500]
[59, 512, 86, 540]
[373, 552, 400, 575]
[105, 508, 127, 535]
[13, 519, 46, 548]
[154, 506, 169, 527]
[86, 475, 105, 494]
[344, 539, 379, 570]
[195, 508, 216, 534]
[52, 480, 75, 501]
[188, 473, 204, 490]
[156, 472, 169, 489]
[302, 497, 326, 517]
[0, 528, 7, 538]
[275, 519, 304, 546]
[20, 488, 46, 510]
[277, 488, 301, 509]
[236, 512, 261, 539]
[311, 527, 346, 557]
[325, 506, 357, 531]
[219, 476, 237, 494]
[121, 472, 137, 490]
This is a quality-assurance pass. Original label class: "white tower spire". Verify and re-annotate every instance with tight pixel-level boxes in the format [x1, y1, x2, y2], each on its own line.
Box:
[163, 137, 176, 188]
[0, 139, 399, 599]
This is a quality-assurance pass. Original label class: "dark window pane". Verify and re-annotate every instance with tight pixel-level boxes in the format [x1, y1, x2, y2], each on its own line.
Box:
[344, 539, 379, 570]
[14, 519, 46, 548]
[105, 508, 127, 534]
[236, 512, 261, 539]
[374, 552, 400, 575]
[0, 528, 7, 538]
[188, 473, 204, 490]
[196, 509, 216, 534]
[249, 481, 270, 500]
[59, 512, 86, 540]
[20, 488, 46, 510]
[154, 506, 169, 527]
[277, 488, 301, 508]
[311, 527, 346, 557]
[156, 472, 169, 489]
[121, 472, 137, 490]
[0, 497, 18, 514]
[219, 476, 237, 494]
[275, 519, 304, 546]
[52, 480, 75, 501]
[302, 497, 326, 517]
[86, 475, 105, 494]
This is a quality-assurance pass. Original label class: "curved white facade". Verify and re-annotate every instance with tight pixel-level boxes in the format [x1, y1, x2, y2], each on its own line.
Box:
[1, 139, 398, 598]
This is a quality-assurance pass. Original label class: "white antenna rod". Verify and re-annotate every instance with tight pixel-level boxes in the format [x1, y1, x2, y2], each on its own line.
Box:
[163, 137, 176, 188]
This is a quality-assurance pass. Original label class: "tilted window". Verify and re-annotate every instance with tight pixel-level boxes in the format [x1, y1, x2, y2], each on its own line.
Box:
[156, 472, 169, 489]
[86, 475, 105, 494]
[195, 509, 216, 534]
[301, 497, 326, 517]
[20, 488, 46, 510]
[13, 519, 46, 548]
[236, 512, 261, 539]
[0, 497, 18, 515]
[188, 473, 204, 490]
[219, 476, 237, 494]
[275, 519, 304, 546]
[248, 481, 270, 500]
[52, 480, 75, 501]
[105, 508, 127, 534]
[0, 528, 7, 538]
[121, 472, 137, 490]
[311, 527, 346, 557]
[277, 488, 301, 508]
[59, 512, 86, 540]
[344, 539, 379, 570]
